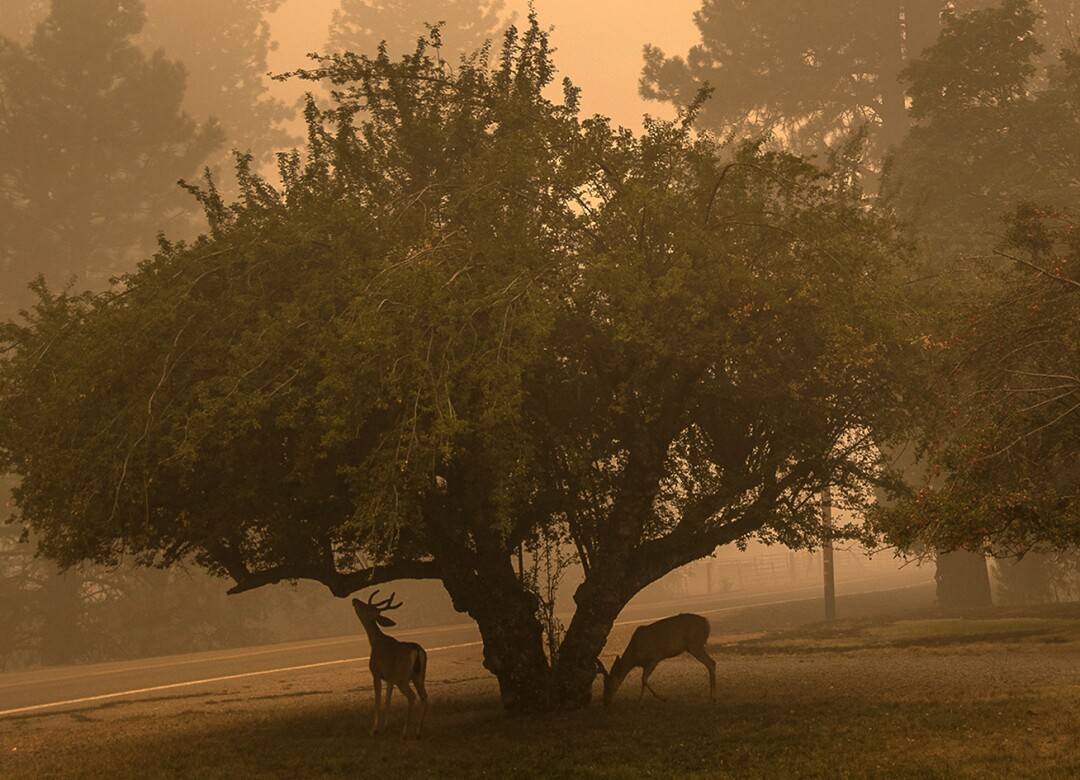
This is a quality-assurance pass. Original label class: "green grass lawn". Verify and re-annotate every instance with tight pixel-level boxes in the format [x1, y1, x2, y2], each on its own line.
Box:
[6, 610, 1080, 779]
[728, 614, 1080, 654]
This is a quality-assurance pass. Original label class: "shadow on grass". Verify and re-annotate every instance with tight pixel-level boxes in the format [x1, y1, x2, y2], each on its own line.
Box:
[13, 685, 1080, 779]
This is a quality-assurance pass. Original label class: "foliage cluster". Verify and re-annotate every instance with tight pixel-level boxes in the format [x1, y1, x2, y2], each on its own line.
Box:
[877, 204, 1080, 555]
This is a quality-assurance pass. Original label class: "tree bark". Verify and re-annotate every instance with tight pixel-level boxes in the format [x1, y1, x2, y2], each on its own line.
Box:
[877, 4, 911, 150]
[438, 554, 552, 712]
[550, 576, 629, 708]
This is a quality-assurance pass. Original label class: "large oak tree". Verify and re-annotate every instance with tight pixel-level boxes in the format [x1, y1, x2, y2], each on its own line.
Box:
[0, 18, 916, 709]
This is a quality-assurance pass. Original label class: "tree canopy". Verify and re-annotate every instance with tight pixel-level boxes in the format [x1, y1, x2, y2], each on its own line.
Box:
[874, 203, 1080, 556]
[0, 18, 917, 709]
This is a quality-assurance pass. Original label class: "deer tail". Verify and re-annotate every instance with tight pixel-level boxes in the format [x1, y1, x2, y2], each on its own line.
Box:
[414, 646, 428, 680]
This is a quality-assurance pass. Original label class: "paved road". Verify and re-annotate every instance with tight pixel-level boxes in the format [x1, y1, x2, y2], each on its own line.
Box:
[0, 573, 932, 719]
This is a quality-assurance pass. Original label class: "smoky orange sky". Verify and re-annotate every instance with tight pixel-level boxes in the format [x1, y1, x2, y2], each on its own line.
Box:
[268, 0, 701, 131]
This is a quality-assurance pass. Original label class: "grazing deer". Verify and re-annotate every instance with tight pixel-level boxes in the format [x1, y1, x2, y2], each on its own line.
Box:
[596, 613, 716, 705]
[352, 591, 428, 739]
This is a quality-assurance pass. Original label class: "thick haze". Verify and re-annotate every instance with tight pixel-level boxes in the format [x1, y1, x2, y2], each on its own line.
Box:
[268, 0, 699, 130]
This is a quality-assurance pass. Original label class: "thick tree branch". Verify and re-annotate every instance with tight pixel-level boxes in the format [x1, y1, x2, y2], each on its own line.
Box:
[225, 558, 440, 597]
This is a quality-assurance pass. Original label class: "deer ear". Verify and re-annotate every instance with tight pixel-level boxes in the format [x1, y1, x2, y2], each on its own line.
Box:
[351, 598, 361, 607]
[376, 615, 397, 627]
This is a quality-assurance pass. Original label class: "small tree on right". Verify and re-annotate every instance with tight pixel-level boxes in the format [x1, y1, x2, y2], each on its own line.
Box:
[874, 1, 1080, 573]
[873, 203, 1080, 561]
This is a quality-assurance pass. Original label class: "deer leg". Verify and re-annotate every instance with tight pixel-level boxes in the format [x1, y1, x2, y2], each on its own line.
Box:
[382, 683, 393, 732]
[414, 675, 428, 738]
[398, 682, 417, 739]
[690, 647, 717, 703]
[371, 678, 382, 735]
[640, 661, 666, 702]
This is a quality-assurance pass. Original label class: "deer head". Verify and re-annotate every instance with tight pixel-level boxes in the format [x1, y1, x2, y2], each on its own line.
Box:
[352, 590, 404, 628]
[596, 655, 629, 705]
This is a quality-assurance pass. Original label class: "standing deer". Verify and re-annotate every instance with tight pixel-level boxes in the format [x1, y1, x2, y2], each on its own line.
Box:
[596, 613, 716, 705]
[352, 591, 428, 738]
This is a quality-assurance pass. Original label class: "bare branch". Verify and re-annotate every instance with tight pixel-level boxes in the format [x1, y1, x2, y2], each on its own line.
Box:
[988, 400, 1080, 459]
[994, 249, 1080, 290]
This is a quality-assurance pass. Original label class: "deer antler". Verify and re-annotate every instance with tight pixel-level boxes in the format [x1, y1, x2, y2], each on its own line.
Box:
[365, 589, 403, 611]
[367, 589, 394, 608]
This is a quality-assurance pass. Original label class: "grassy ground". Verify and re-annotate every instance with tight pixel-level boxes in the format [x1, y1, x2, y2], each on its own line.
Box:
[5, 603, 1080, 778]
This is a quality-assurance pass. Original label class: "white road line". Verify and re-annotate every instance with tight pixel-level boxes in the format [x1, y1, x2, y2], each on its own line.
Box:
[0, 637, 365, 690]
[0, 641, 481, 719]
[0, 622, 478, 690]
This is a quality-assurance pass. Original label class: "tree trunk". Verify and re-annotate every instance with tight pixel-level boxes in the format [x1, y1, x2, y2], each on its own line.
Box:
[877, 4, 911, 150]
[471, 595, 551, 712]
[878, 3, 944, 150]
[905, 1, 945, 62]
[935, 549, 992, 611]
[439, 556, 552, 712]
[550, 577, 628, 708]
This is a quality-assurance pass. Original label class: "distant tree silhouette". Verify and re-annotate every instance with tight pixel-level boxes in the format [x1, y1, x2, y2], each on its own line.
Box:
[139, 0, 294, 169]
[641, 0, 955, 156]
[0, 0, 220, 665]
[884, 0, 1076, 255]
[0, 0, 221, 311]
[0, 1, 48, 44]
[327, 0, 508, 59]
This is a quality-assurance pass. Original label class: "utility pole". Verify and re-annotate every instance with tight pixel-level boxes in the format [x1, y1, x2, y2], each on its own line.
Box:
[822, 487, 836, 621]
